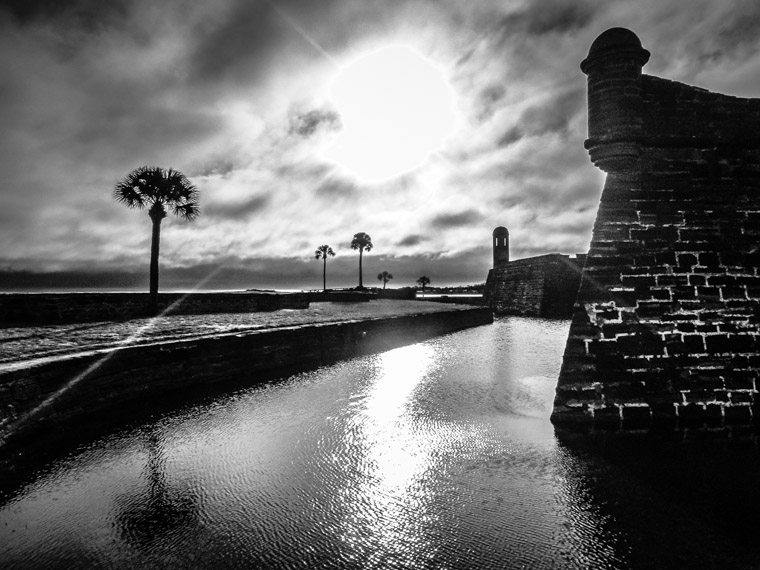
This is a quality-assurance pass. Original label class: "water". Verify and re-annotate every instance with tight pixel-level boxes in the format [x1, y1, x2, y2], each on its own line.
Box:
[1, 317, 759, 569]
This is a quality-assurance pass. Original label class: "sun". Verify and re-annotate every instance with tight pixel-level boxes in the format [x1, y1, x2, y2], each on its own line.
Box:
[323, 45, 457, 183]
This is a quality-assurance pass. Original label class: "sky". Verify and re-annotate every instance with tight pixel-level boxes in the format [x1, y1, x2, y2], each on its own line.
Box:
[2, 0, 760, 291]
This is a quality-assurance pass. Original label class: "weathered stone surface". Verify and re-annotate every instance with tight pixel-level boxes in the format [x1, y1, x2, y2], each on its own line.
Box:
[552, 28, 760, 429]
[0, 306, 493, 446]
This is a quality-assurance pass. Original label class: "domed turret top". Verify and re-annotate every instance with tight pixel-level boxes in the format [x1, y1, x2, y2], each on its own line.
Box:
[493, 226, 509, 236]
[581, 27, 650, 74]
[589, 27, 643, 52]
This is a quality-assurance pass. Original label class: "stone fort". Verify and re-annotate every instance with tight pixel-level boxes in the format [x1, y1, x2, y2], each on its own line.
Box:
[551, 28, 760, 429]
[483, 226, 585, 318]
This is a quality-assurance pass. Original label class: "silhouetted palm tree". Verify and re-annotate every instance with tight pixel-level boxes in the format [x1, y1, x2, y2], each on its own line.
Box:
[377, 271, 393, 289]
[114, 166, 199, 313]
[315, 244, 335, 291]
[350, 232, 373, 289]
[417, 275, 431, 296]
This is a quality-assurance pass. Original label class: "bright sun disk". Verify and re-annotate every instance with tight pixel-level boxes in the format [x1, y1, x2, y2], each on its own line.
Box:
[323, 45, 457, 183]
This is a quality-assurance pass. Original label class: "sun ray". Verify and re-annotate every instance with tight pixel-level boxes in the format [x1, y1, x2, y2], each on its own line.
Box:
[265, 0, 340, 69]
[0, 265, 228, 446]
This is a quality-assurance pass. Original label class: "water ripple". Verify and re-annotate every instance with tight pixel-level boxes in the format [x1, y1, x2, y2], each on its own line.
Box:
[2, 317, 758, 568]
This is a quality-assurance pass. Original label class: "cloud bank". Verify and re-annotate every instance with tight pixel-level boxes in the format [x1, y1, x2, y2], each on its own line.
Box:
[1, 0, 759, 290]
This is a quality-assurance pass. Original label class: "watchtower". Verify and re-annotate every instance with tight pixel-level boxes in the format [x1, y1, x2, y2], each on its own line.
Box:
[492, 226, 509, 268]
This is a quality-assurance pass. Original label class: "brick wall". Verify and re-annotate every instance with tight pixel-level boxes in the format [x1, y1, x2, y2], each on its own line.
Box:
[484, 254, 584, 317]
[552, 28, 760, 428]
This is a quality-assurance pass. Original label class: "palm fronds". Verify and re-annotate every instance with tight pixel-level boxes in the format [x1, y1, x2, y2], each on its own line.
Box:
[114, 165, 199, 219]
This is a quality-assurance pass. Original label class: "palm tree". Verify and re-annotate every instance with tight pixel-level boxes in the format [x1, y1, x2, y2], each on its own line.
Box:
[114, 166, 199, 313]
[416, 275, 431, 297]
[315, 244, 335, 291]
[350, 232, 373, 289]
[377, 271, 393, 289]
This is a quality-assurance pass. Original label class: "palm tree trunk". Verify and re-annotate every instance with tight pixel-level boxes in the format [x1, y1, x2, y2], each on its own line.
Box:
[148, 204, 166, 314]
[358, 249, 363, 288]
[323, 256, 327, 291]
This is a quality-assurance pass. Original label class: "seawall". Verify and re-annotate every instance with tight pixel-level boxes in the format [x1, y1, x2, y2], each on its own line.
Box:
[0, 292, 310, 324]
[0, 307, 493, 448]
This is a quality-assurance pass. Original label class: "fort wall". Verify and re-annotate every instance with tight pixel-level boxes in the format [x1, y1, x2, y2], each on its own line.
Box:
[484, 254, 584, 317]
[552, 28, 760, 428]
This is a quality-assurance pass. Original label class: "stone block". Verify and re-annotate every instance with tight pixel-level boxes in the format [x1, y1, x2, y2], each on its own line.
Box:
[621, 405, 651, 426]
[724, 405, 752, 425]
[677, 403, 707, 425]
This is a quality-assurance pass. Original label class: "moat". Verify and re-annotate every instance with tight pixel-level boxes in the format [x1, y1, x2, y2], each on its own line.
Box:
[1, 317, 759, 569]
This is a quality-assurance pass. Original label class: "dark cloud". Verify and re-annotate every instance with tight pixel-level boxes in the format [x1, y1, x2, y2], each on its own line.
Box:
[0, 0, 129, 28]
[0, 244, 494, 291]
[191, 157, 239, 178]
[497, 127, 522, 148]
[204, 195, 271, 221]
[289, 106, 341, 137]
[396, 234, 425, 247]
[73, 105, 223, 166]
[186, 1, 279, 85]
[476, 83, 507, 120]
[495, 0, 595, 37]
[185, 0, 370, 86]
[520, 88, 584, 136]
[692, 6, 760, 64]
[315, 175, 357, 198]
[430, 210, 483, 230]
[715, 8, 760, 51]
[498, 87, 584, 147]
[495, 144, 601, 215]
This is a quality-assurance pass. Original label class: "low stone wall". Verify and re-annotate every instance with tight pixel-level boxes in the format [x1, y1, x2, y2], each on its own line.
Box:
[0, 292, 309, 324]
[301, 291, 373, 302]
[419, 296, 484, 306]
[0, 307, 493, 447]
[376, 288, 417, 300]
[302, 289, 417, 301]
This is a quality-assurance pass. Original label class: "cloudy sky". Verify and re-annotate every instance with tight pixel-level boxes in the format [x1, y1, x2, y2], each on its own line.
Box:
[2, 0, 760, 291]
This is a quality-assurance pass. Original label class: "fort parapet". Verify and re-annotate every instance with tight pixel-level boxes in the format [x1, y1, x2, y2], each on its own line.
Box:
[552, 28, 760, 428]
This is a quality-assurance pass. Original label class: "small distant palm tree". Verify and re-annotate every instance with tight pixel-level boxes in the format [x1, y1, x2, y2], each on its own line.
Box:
[114, 166, 199, 313]
[377, 271, 393, 289]
[350, 232, 373, 289]
[315, 244, 335, 291]
[417, 275, 431, 296]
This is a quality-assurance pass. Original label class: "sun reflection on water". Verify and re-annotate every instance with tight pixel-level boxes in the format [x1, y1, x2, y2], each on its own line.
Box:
[330, 343, 469, 566]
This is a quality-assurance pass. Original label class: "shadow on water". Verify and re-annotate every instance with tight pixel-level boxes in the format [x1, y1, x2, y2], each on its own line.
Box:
[555, 427, 760, 569]
[112, 425, 202, 551]
[0, 363, 311, 505]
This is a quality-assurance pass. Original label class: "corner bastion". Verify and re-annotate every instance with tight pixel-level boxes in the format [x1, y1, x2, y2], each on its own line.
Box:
[552, 28, 760, 428]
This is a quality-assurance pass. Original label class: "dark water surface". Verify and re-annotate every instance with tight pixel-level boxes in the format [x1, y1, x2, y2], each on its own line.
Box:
[1, 317, 759, 569]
